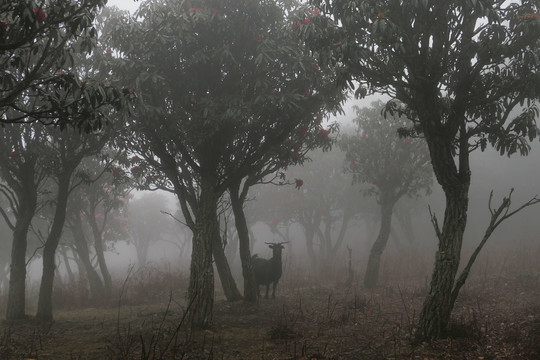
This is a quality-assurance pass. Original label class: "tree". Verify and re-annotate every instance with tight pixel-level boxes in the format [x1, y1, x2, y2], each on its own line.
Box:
[128, 193, 172, 266]
[341, 101, 432, 288]
[250, 147, 367, 274]
[0, 0, 122, 130]
[36, 127, 110, 321]
[61, 154, 131, 300]
[105, 0, 343, 326]
[0, 124, 49, 319]
[306, 0, 540, 340]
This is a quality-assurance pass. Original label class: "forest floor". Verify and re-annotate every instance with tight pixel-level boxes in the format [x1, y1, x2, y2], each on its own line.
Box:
[0, 270, 539, 360]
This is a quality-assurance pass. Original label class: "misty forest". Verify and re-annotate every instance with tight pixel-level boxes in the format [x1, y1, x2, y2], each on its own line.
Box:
[1, 0, 540, 359]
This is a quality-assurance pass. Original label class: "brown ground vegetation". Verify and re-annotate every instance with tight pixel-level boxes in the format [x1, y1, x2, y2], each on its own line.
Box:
[0, 253, 538, 359]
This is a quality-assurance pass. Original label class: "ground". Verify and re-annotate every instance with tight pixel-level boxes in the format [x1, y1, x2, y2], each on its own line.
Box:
[0, 267, 539, 359]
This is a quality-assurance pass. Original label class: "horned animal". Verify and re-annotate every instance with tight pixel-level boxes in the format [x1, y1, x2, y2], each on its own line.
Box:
[252, 242, 287, 299]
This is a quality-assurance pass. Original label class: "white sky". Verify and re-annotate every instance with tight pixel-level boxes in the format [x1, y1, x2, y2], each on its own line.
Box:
[107, 0, 140, 13]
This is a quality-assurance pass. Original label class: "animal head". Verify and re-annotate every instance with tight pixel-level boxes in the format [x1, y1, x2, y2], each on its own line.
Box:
[265, 242, 288, 257]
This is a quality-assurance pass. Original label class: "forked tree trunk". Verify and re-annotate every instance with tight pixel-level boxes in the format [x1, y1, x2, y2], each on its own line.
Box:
[88, 215, 112, 298]
[229, 184, 258, 303]
[70, 217, 104, 299]
[212, 222, 242, 301]
[187, 177, 216, 329]
[36, 176, 70, 321]
[6, 194, 37, 320]
[364, 191, 396, 289]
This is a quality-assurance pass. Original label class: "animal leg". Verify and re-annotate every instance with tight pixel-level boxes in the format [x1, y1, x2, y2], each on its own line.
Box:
[265, 285, 270, 299]
[272, 282, 277, 299]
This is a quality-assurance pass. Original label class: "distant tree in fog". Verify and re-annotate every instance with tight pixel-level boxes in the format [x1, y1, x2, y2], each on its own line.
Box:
[249, 147, 371, 273]
[341, 101, 432, 288]
[103, 0, 344, 325]
[128, 193, 172, 266]
[62, 154, 132, 300]
[304, 0, 540, 341]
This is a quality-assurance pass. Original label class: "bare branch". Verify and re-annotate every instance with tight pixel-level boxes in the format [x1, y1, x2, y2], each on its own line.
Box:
[161, 210, 188, 228]
[428, 205, 442, 240]
[0, 207, 15, 230]
[450, 190, 540, 308]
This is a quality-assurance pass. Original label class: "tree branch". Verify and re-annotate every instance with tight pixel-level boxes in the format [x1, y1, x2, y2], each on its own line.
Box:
[450, 189, 540, 308]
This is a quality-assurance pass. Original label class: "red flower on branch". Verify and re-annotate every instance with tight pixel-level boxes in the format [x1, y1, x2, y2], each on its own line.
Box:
[33, 8, 46, 23]
[1, 21, 7, 29]
[10, 151, 18, 157]
[297, 125, 309, 137]
[319, 128, 330, 139]
[295, 178, 304, 189]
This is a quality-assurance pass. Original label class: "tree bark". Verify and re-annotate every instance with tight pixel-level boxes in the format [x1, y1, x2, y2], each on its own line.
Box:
[212, 222, 242, 301]
[70, 216, 104, 299]
[36, 176, 70, 321]
[364, 191, 395, 289]
[414, 127, 471, 342]
[88, 213, 112, 298]
[60, 246, 75, 283]
[187, 177, 216, 329]
[6, 192, 37, 320]
[229, 183, 258, 303]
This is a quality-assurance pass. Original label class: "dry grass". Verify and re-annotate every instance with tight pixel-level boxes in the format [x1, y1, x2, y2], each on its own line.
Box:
[0, 255, 538, 359]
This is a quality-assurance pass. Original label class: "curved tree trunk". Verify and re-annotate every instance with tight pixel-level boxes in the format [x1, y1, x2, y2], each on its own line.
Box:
[414, 126, 471, 342]
[415, 187, 469, 341]
[71, 216, 104, 299]
[88, 215, 112, 298]
[230, 183, 258, 303]
[6, 194, 37, 320]
[364, 191, 396, 289]
[187, 177, 216, 329]
[36, 176, 70, 321]
[212, 222, 242, 301]
[60, 246, 75, 283]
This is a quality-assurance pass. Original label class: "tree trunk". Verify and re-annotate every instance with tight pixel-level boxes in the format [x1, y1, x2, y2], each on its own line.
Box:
[230, 183, 258, 303]
[414, 125, 471, 342]
[36, 176, 70, 321]
[212, 223, 242, 301]
[6, 195, 37, 320]
[187, 177, 216, 329]
[60, 246, 75, 283]
[70, 217, 104, 299]
[88, 214, 112, 297]
[414, 188, 469, 341]
[364, 191, 395, 289]
[134, 235, 149, 266]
